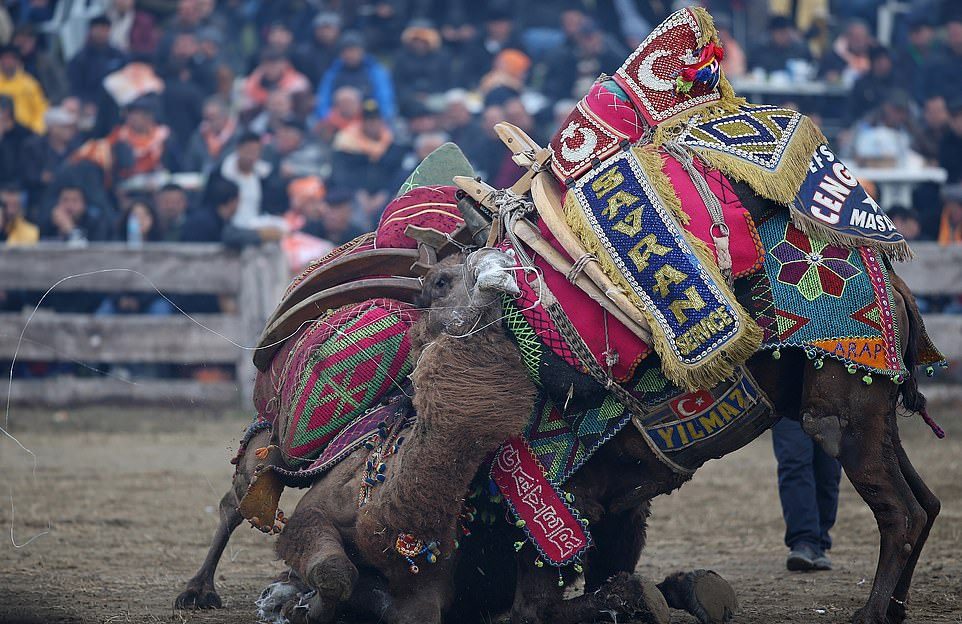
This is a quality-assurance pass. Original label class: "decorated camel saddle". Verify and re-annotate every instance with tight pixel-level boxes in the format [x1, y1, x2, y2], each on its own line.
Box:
[236, 6, 944, 568]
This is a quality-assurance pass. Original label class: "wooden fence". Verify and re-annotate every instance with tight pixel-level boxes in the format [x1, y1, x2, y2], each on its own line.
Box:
[0, 243, 287, 408]
[0, 242, 958, 408]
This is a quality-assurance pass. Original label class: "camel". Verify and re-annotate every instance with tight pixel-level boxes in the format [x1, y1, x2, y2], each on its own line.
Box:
[176, 178, 939, 624]
[175, 7, 942, 619]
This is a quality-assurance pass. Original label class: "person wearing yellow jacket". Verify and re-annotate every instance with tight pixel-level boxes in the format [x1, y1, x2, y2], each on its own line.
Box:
[0, 45, 48, 134]
[1, 185, 39, 246]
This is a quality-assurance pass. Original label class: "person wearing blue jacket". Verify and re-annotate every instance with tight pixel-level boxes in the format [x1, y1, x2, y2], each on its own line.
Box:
[313, 31, 396, 124]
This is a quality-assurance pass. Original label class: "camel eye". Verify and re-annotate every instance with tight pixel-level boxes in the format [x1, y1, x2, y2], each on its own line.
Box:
[434, 276, 449, 290]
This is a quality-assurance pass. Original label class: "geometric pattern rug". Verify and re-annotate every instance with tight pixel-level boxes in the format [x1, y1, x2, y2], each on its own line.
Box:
[751, 210, 906, 377]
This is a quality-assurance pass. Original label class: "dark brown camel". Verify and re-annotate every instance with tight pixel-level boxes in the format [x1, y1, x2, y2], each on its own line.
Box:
[176, 185, 939, 624]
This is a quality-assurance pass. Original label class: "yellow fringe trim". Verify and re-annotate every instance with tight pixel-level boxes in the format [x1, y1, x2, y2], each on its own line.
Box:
[691, 6, 717, 47]
[562, 147, 762, 391]
[687, 114, 826, 206]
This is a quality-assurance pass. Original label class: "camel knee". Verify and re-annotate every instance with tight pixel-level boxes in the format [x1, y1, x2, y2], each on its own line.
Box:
[919, 491, 940, 525]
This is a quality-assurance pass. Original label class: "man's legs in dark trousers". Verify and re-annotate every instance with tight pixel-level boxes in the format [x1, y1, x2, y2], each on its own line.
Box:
[772, 418, 821, 550]
[813, 439, 841, 552]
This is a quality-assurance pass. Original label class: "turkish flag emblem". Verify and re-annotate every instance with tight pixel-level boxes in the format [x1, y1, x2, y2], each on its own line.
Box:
[670, 389, 714, 418]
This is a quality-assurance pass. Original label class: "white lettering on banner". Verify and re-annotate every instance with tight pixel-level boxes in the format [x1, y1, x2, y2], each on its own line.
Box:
[495, 445, 585, 559]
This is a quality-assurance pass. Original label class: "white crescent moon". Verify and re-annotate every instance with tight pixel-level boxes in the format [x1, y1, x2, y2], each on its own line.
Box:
[674, 395, 702, 417]
[636, 49, 675, 92]
[559, 122, 598, 162]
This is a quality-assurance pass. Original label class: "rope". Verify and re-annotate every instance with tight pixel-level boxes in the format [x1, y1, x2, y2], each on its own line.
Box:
[565, 253, 599, 284]
[663, 140, 734, 283]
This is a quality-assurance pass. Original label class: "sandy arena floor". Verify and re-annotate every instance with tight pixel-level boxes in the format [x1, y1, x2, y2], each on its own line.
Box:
[1, 398, 959, 623]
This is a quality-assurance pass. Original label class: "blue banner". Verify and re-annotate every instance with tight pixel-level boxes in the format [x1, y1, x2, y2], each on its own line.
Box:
[792, 145, 904, 247]
[570, 149, 745, 367]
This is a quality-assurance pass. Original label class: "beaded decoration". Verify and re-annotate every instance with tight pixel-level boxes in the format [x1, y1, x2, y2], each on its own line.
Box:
[395, 533, 441, 574]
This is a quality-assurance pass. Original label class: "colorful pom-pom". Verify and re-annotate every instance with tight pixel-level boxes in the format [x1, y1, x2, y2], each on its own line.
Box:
[862, 375, 873, 385]
[772, 349, 781, 360]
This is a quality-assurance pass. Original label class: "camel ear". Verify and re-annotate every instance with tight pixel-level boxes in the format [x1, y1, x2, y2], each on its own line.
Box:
[469, 249, 520, 296]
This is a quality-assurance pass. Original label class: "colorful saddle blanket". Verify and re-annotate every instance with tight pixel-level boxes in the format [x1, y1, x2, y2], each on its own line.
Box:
[262, 298, 418, 467]
[744, 211, 908, 376]
[676, 104, 910, 260]
[561, 145, 761, 390]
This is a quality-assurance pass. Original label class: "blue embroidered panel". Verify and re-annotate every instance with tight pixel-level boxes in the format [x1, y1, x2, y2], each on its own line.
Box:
[570, 149, 744, 366]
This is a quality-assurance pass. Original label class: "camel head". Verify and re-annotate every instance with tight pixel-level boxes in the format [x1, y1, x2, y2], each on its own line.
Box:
[414, 248, 519, 339]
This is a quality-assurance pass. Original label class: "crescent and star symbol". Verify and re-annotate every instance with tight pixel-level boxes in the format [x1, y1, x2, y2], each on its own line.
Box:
[674, 393, 709, 417]
[559, 121, 598, 162]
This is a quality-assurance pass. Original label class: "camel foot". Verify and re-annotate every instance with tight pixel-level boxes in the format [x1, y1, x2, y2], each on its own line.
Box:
[852, 606, 902, 624]
[598, 572, 670, 624]
[256, 578, 313, 624]
[174, 580, 222, 609]
[658, 569, 738, 624]
[886, 599, 908, 624]
[306, 552, 359, 603]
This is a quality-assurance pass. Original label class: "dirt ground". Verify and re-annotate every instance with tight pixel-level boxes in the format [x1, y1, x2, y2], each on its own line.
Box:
[1, 399, 960, 624]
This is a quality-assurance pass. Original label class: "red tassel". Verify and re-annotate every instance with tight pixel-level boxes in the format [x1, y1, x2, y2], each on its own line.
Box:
[920, 408, 945, 439]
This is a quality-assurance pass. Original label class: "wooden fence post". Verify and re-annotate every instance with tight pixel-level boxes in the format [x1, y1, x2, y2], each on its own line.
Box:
[237, 244, 288, 410]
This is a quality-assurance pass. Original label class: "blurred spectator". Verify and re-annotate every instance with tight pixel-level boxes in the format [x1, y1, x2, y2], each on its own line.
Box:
[159, 31, 213, 149]
[293, 12, 342, 87]
[479, 49, 530, 102]
[106, 98, 177, 175]
[896, 17, 939, 102]
[41, 185, 112, 243]
[748, 15, 811, 76]
[938, 184, 962, 245]
[243, 48, 310, 115]
[1, 184, 39, 246]
[462, 9, 523, 80]
[249, 90, 293, 138]
[0, 96, 35, 185]
[67, 15, 127, 104]
[183, 97, 237, 173]
[851, 92, 920, 169]
[441, 89, 484, 160]
[105, 0, 160, 56]
[924, 17, 962, 103]
[393, 21, 447, 113]
[0, 44, 48, 134]
[849, 46, 895, 124]
[183, 173, 280, 248]
[714, 14, 747, 79]
[938, 98, 962, 183]
[330, 99, 403, 222]
[216, 131, 281, 226]
[304, 187, 364, 245]
[543, 18, 623, 102]
[265, 116, 325, 180]
[153, 183, 190, 241]
[314, 85, 362, 142]
[888, 206, 922, 241]
[314, 31, 396, 122]
[11, 24, 68, 104]
[819, 19, 874, 85]
[911, 95, 949, 165]
[22, 106, 81, 204]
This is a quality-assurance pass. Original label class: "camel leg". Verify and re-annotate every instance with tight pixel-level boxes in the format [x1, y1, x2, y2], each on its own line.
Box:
[582, 503, 649, 592]
[803, 361, 927, 624]
[174, 427, 271, 609]
[886, 441, 941, 624]
[275, 504, 358, 623]
[510, 548, 667, 624]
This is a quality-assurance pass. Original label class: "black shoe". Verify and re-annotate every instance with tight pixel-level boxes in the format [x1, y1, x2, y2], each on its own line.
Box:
[812, 551, 833, 571]
[786, 543, 819, 571]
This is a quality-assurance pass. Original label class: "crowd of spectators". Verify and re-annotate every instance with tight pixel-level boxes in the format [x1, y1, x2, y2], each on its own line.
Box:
[0, 0, 961, 298]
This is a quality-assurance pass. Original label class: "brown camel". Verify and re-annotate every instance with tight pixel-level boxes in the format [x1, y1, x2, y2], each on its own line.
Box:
[176, 182, 940, 624]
